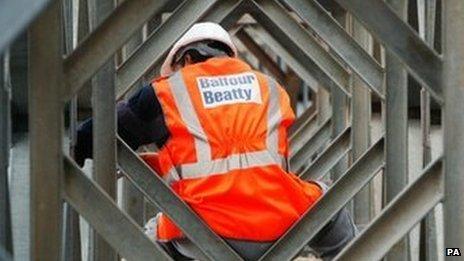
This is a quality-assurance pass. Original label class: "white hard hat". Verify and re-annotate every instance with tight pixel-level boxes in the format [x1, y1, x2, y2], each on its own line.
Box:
[160, 22, 237, 77]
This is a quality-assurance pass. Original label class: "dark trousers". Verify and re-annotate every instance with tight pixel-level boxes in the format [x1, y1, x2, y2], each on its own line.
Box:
[159, 208, 357, 261]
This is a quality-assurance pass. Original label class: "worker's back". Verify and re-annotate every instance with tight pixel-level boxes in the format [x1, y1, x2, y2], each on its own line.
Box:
[142, 57, 323, 242]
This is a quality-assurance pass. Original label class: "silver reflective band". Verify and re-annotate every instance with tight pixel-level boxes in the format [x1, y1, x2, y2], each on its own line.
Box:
[164, 150, 286, 182]
[163, 72, 286, 183]
[169, 72, 211, 162]
[266, 77, 282, 162]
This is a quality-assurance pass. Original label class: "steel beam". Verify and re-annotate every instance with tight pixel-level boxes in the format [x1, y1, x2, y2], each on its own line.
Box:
[332, 0, 443, 103]
[28, 1, 63, 259]
[121, 26, 145, 226]
[0, 0, 52, 53]
[329, 9, 350, 181]
[0, 53, 12, 255]
[299, 126, 351, 181]
[350, 19, 373, 228]
[63, 158, 171, 261]
[259, 138, 385, 261]
[384, 0, 409, 259]
[117, 0, 243, 100]
[290, 110, 330, 152]
[115, 0, 218, 99]
[117, 0, 244, 100]
[418, 1, 438, 260]
[202, 0, 247, 31]
[443, 0, 464, 256]
[249, 0, 351, 97]
[62, 1, 82, 259]
[335, 159, 443, 261]
[9, 135, 30, 260]
[0, 245, 12, 261]
[289, 105, 317, 138]
[236, 29, 286, 83]
[246, 26, 318, 93]
[385, 0, 409, 207]
[117, 139, 243, 261]
[87, 0, 118, 259]
[63, 0, 170, 99]
[290, 117, 332, 172]
[283, 0, 385, 98]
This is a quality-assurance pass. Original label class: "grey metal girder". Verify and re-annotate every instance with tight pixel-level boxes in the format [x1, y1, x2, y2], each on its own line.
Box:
[203, 0, 247, 30]
[259, 137, 385, 260]
[443, 0, 464, 256]
[28, 2, 63, 259]
[249, 0, 351, 97]
[88, 0, 118, 259]
[117, 138, 243, 261]
[63, 0, 171, 99]
[350, 18, 373, 231]
[116, 0, 243, 100]
[63, 158, 172, 261]
[290, 117, 332, 172]
[115, 0, 219, 99]
[333, 0, 443, 103]
[0, 0, 53, 53]
[283, 0, 385, 98]
[290, 109, 318, 143]
[299, 126, 351, 180]
[246, 26, 318, 93]
[384, 0, 409, 259]
[335, 158, 443, 261]
[236, 29, 286, 83]
[289, 105, 317, 137]
[0, 54, 12, 255]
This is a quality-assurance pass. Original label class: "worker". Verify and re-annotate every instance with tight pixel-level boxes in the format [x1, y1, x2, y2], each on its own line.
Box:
[75, 22, 356, 260]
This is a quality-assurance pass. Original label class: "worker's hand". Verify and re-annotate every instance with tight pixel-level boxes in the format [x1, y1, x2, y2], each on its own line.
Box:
[143, 214, 160, 242]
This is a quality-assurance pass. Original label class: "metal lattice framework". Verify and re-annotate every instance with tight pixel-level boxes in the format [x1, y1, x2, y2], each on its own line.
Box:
[1, 0, 463, 260]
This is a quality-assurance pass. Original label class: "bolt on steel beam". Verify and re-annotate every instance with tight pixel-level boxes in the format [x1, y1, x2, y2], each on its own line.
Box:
[335, 158, 443, 261]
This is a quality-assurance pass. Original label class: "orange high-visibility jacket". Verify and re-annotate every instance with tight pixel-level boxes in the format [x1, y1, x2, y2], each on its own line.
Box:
[142, 57, 322, 242]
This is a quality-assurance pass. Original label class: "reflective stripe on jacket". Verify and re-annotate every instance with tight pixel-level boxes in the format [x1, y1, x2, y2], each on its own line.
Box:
[141, 57, 322, 242]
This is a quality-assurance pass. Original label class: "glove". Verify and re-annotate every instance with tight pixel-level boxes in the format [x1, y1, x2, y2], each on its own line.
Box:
[143, 213, 161, 241]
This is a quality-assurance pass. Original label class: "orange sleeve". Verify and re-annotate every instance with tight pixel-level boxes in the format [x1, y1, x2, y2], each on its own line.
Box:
[277, 83, 295, 157]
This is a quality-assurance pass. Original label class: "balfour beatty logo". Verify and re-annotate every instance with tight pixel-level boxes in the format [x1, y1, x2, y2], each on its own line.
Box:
[196, 72, 262, 108]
